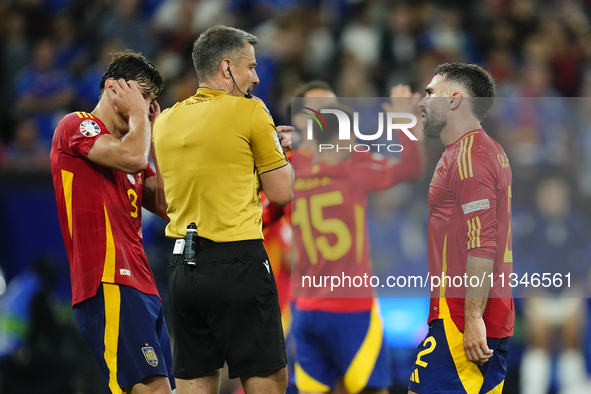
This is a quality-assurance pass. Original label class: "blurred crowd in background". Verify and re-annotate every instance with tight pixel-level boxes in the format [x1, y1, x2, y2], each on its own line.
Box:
[1, 0, 591, 393]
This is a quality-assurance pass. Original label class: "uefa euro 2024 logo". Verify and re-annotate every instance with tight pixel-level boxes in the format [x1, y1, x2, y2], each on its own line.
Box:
[303, 107, 417, 153]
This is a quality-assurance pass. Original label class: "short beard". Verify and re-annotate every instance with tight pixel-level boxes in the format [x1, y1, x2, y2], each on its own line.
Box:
[422, 113, 447, 139]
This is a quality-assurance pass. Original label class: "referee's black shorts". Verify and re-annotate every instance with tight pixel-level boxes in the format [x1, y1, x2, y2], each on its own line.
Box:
[168, 237, 287, 379]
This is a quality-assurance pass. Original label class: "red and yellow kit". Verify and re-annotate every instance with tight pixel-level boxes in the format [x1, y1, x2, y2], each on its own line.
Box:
[291, 131, 422, 312]
[51, 112, 159, 306]
[427, 129, 514, 338]
[291, 133, 421, 393]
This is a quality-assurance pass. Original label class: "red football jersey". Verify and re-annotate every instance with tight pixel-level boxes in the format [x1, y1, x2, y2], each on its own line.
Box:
[427, 129, 514, 338]
[292, 132, 422, 312]
[51, 112, 159, 306]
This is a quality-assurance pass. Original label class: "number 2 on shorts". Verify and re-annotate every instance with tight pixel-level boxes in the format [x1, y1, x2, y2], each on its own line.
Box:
[415, 336, 437, 367]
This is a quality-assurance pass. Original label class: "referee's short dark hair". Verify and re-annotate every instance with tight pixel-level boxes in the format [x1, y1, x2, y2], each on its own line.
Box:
[435, 63, 495, 121]
[192, 26, 258, 82]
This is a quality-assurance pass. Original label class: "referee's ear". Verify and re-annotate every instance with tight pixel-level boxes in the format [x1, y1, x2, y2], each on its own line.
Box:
[222, 59, 232, 79]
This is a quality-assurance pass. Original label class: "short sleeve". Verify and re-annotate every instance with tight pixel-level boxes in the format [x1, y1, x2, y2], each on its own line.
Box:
[250, 103, 288, 174]
[451, 147, 498, 259]
[61, 115, 110, 159]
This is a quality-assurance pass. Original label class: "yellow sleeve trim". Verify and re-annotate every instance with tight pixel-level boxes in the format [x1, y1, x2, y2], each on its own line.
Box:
[467, 216, 482, 249]
[257, 158, 288, 174]
[457, 134, 475, 180]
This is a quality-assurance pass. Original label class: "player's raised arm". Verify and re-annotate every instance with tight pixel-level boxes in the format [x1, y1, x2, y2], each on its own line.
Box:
[381, 84, 425, 183]
[87, 78, 152, 173]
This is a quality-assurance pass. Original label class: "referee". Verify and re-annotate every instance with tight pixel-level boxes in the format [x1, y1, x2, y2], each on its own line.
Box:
[153, 26, 292, 394]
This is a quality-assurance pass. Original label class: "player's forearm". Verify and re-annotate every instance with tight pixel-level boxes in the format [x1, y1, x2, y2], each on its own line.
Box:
[465, 255, 494, 319]
[121, 111, 152, 169]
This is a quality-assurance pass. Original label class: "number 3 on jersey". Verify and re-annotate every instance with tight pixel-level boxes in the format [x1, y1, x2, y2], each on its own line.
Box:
[127, 189, 138, 218]
[292, 191, 356, 264]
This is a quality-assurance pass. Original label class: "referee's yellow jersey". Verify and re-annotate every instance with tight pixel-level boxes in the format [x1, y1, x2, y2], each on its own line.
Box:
[153, 88, 288, 242]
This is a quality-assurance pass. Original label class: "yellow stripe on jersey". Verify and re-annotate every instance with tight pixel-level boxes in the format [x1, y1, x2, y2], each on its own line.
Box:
[466, 134, 474, 177]
[505, 185, 513, 263]
[462, 131, 480, 140]
[344, 302, 383, 394]
[458, 133, 476, 180]
[467, 217, 482, 249]
[443, 318, 484, 394]
[101, 205, 116, 283]
[461, 137, 469, 180]
[439, 236, 451, 319]
[295, 363, 331, 393]
[103, 283, 123, 394]
[76, 111, 94, 119]
[440, 235, 448, 300]
[61, 170, 74, 238]
[504, 220, 513, 263]
[457, 138, 465, 180]
[354, 204, 365, 263]
[475, 216, 481, 248]
[507, 185, 512, 212]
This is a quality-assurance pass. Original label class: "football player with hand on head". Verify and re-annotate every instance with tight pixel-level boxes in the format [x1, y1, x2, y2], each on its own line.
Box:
[51, 52, 174, 394]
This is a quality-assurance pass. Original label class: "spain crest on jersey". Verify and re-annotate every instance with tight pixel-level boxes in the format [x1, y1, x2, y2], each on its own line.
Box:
[142, 345, 159, 367]
[79, 119, 101, 137]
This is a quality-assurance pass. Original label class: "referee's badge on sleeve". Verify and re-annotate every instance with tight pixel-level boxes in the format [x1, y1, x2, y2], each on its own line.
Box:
[142, 345, 159, 367]
[274, 131, 282, 152]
